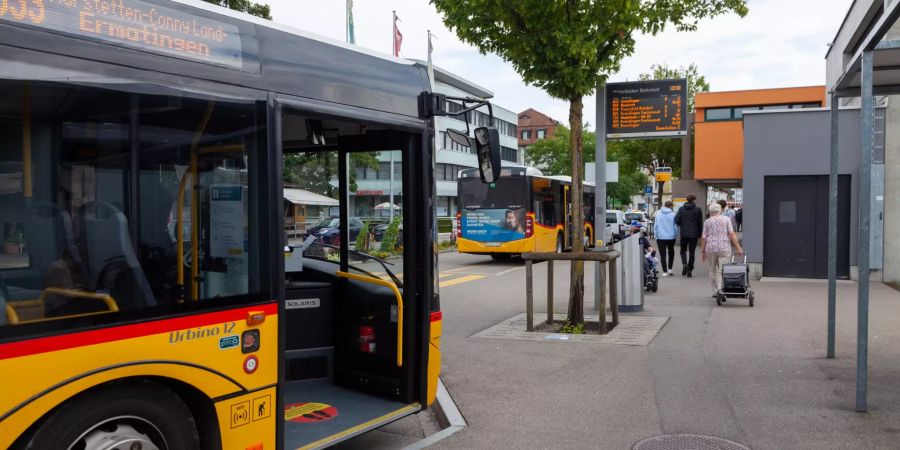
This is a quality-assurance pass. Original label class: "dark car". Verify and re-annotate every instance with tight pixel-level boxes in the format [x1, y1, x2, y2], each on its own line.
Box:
[314, 217, 364, 245]
[373, 222, 403, 245]
[305, 217, 341, 238]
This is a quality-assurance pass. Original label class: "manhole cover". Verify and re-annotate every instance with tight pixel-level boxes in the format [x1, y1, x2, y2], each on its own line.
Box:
[633, 434, 749, 450]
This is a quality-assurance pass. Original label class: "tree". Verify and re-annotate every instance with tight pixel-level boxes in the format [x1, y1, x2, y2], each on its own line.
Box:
[611, 63, 711, 180]
[527, 124, 596, 175]
[202, 0, 272, 20]
[527, 124, 646, 206]
[432, 1, 747, 325]
[283, 152, 379, 197]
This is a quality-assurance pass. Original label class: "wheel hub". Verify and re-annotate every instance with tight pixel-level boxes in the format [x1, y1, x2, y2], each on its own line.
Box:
[79, 423, 161, 450]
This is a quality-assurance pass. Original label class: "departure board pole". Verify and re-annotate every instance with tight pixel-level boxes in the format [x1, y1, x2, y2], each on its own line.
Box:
[594, 82, 608, 312]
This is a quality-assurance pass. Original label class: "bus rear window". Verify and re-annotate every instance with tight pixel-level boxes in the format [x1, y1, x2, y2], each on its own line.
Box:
[458, 176, 528, 210]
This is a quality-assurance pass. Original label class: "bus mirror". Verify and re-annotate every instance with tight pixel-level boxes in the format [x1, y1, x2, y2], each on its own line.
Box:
[446, 128, 472, 148]
[474, 127, 501, 184]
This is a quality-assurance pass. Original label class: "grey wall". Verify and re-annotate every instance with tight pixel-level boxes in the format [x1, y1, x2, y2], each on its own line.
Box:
[742, 109, 864, 266]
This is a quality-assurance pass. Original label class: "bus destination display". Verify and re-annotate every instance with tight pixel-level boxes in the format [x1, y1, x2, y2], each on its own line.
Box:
[0, 0, 244, 69]
[606, 79, 687, 138]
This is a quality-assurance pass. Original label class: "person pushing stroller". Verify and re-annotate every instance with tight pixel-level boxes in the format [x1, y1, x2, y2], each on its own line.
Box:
[632, 221, 659, 292]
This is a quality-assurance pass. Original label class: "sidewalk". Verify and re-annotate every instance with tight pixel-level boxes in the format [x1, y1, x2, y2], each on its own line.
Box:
[432, 251, 900, 449]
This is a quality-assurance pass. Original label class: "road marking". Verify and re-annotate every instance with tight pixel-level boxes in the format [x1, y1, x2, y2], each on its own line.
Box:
[495, 266, 525, 277]
[442, 267, 469, 273]
[439, 274, 485, 288]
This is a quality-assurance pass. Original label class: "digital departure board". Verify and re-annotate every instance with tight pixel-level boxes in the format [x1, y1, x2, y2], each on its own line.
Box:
[0, 0, 245, 69]
[606, 79, 687, 139]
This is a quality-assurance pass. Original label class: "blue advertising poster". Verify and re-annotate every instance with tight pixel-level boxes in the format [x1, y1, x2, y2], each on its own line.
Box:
[461, 209, 526, 243]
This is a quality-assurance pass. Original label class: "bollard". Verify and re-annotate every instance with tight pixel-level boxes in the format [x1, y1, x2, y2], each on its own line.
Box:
[526, 259, 533, 331]
[598, 260, 607, 332]
[547, 260, 554, 325]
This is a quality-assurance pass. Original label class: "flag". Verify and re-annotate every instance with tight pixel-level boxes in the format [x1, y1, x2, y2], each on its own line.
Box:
[346, 0, 355, 44]
[427, 30, 435, 91]
[393, 12, 403, 57]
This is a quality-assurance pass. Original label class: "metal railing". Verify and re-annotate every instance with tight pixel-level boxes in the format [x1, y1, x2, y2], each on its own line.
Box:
[521, 249, 621, 334]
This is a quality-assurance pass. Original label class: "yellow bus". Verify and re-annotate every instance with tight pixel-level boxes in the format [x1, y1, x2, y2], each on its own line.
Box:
[456, 167, 596, 259]
[0, 1, 500, 448]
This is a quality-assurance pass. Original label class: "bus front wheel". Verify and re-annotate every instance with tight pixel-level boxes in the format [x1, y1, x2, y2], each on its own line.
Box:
[22, 381, 199, 450]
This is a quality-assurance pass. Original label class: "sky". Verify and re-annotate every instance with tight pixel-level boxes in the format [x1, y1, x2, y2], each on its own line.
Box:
[267, 0, 851, 129]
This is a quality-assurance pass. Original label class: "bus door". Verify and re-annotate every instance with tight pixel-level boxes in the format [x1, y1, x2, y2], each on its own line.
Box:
[279, 108, 426, 448]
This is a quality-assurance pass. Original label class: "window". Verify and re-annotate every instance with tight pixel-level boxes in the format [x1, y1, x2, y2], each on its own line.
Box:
[537, 129, 546, 139]
[704, 108, 732, 121]
[501, 146, 518, 162]
[522, 129, 531, 140]
[0, 81, 264, 334]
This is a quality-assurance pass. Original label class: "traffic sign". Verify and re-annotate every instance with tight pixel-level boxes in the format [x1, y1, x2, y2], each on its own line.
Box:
[644, 185, 653, 194]
[655, 167, 672, 183]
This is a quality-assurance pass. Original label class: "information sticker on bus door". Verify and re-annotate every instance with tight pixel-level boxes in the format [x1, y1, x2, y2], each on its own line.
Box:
[210, 185, 245, 258]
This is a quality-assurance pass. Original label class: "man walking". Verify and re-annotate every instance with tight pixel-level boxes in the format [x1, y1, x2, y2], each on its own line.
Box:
[701, 203, 744, 297]
[654, 201, 678, 277]
[675, 194, 703, 277]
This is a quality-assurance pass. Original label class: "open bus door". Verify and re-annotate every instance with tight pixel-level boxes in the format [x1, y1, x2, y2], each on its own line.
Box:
[277, 106, 430, 449]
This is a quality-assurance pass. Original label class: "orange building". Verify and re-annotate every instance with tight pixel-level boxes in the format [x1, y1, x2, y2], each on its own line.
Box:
[694, 86, 826, 183]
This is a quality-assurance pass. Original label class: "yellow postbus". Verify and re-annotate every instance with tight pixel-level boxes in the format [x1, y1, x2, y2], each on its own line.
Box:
[0, 1, 502, 448]
[456, 167, 596, 259]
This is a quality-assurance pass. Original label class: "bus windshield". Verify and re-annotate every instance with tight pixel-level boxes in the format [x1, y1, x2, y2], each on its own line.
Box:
[458, 176, 529, 210]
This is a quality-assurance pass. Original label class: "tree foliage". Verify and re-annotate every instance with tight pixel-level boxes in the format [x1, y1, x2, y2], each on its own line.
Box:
[202, 0, 272, 19]
[527, 124, 648, 206]
[283, 152, 379, 197]
[431, 0, 748, 325]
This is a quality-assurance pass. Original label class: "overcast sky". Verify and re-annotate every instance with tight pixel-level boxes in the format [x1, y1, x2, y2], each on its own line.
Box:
[268, 0, 850, 128]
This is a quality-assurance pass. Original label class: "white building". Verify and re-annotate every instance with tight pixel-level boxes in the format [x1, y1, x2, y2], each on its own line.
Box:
[351, 64, 520, 218]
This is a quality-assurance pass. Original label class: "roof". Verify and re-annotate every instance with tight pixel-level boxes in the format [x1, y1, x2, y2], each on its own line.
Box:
[283, 188, 339, 206]
[695, 86, 826, 109]
[409, 59, 493, 99]
[833, 0, 900, 95]
[518, 108, 559, 126]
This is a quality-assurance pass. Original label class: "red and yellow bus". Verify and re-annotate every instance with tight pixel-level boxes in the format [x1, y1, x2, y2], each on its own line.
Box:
[456, 167, 595, 259]
[0, 1, 464, 448]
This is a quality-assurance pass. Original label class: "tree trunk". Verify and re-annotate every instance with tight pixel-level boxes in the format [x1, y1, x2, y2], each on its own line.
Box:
[567, 96, 585, 325]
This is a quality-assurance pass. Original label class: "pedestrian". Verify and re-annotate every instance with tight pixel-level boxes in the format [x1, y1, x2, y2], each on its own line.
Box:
[701, 203, 744, 298]
[674, 194, 704, 277]
[653, 200, 678, 277]
[719, 199, 737, 230]
[735, 207, 743, 232]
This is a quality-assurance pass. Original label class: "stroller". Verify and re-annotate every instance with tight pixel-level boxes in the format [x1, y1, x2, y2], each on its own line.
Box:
[716, 254, 754, 307]
[643, 250, 659, 293]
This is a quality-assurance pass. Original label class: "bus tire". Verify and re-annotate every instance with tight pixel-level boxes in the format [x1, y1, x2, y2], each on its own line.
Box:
[22, 380, 200, 450]
[490, 253, 510, 261]
[556, 234, 564, 253]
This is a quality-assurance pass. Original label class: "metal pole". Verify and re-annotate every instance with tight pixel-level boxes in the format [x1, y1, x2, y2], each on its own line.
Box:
[857, 50, 874, 413]
[595, 83, 607, 230]
[526, 260, 534, 331]
[389, 151, 395, 221]
[827, 92, 839, 359]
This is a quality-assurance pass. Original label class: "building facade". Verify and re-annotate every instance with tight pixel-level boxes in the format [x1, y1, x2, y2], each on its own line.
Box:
[517, 108, 559, 163]
[826, 0, 899, 282]
[351, 65, 520, 219]
[694, 86, 826, 183]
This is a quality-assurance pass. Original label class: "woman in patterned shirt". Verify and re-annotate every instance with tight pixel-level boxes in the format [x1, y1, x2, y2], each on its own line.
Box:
[701, 203, 744, 297]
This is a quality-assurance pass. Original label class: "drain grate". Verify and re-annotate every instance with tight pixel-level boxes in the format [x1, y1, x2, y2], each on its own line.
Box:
[633, 434, 750, 450]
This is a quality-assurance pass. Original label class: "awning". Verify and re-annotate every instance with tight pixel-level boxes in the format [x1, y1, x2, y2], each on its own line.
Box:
[283, 188, 339, 206]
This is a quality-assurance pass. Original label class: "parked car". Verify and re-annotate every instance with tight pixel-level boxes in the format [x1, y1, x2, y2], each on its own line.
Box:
[604, 210, 627, 244]
[625, 211, 651, 236]
[308, 217, 364, 245]
[373, 222, 404, 245]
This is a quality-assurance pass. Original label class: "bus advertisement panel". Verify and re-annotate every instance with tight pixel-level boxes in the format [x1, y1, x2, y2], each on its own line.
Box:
[460, 208, 526, 243]
[456, 167, 595, 259]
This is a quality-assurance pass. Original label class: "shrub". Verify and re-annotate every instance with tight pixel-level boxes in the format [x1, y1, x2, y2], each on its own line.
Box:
[355, 221, 371, 253]
[379, 215, 402, 253]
